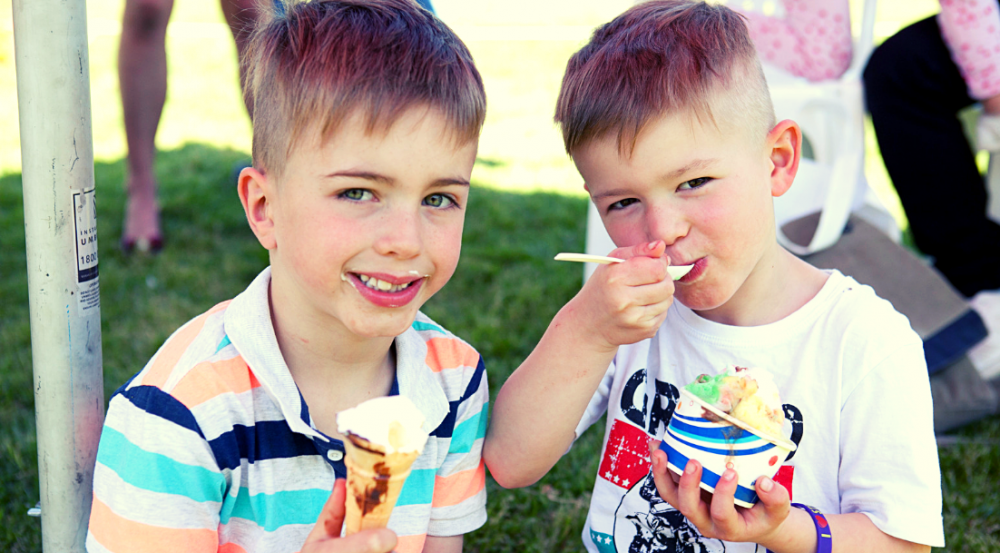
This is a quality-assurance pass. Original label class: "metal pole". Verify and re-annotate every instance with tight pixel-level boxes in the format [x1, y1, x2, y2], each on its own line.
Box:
[11, 0, 105, 551]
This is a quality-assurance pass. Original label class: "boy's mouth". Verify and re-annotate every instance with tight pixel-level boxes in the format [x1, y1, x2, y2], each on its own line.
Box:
[675, 257, 707, 284]
[358, 274, 415, 294]
[345, 271, 428, 308]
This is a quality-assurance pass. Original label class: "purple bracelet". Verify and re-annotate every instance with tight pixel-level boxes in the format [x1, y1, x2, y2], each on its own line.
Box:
[765, 503, 832, 553]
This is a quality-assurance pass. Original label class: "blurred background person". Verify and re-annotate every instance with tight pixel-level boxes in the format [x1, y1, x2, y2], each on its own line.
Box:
[118, 0, 260, 253]
[117, 0, 436, 254]
[734, 0, 853, 82]
[865, 0, 1000, 380]
[713, 0, 1000, 380]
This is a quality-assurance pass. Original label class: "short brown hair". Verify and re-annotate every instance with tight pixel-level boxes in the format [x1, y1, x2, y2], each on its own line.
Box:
[245, 0, 486, 177]
[555, 0, 774, 155]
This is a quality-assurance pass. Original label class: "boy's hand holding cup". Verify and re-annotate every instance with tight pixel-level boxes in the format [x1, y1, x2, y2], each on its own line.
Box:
[650, 448, 793, 547]
[574, 240, 676, 350]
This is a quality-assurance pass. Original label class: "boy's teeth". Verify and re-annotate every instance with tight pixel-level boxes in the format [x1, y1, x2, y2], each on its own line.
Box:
[357, 274, 412, 293]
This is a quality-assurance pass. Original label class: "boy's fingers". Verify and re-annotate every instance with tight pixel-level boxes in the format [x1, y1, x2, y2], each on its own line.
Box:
[708, 469, 740, 534]
[306, 479, 347, 543]
[303, 479, 397, 553]
[675, 459, 711, 525]
[638, 295, 675, 322]
[755, 476, 791, 521]
[325, 479, 347, 537]
[650, 449, 680, 506]
[610, 240, 667, 261]
[610, 255, 673, 289]
[330, 529, 398, 553]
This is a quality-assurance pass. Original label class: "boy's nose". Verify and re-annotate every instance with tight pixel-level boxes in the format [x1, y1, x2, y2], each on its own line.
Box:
[646, 203, 689, 245]
[373, 208, 422, 259]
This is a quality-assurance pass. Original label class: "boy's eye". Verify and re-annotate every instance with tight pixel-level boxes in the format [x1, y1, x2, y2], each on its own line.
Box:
[423, 193, 456, 209]
[678, 177, 711, 190]
[608, 198, 639, 212]
[341, 189, 374, 201]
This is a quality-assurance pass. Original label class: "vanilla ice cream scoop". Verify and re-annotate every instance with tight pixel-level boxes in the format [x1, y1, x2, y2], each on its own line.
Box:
[336, 395, 430, 535]
[337, 395, 429, 454]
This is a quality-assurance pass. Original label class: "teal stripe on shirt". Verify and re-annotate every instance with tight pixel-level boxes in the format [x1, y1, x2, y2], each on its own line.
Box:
[411, 320, 445, 333]
[215, 335, 232, 353]
[97, 426, 225, 503]
[396, 468, 435, 507]
[449, 402, 488, 454]
[220, 487, 330, 531]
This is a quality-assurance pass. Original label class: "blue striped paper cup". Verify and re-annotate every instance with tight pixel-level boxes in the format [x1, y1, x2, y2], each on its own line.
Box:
[659, 388, 796, 508]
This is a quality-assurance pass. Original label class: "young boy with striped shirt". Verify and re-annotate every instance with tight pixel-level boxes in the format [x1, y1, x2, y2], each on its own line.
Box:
[87, 2, 488, 552]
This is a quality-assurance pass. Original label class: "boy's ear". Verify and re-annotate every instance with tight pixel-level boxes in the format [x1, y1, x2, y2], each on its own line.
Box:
[766, 119, 801, 198]
[238, 166, 278, 251]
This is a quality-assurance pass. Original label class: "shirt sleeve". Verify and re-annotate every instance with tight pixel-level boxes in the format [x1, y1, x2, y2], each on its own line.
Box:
[838, 338, 945, 547]
[426, 356, 489, 537]
[87, 384, 226, 553]
[938, 0, 1000, 99]
[734, 0, 853, 81]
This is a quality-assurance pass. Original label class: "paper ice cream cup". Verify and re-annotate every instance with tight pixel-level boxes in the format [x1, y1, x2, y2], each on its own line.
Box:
[659, 389, 796, 508]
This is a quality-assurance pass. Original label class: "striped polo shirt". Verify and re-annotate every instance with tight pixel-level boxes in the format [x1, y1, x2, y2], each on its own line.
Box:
[87, 267, 488, 553]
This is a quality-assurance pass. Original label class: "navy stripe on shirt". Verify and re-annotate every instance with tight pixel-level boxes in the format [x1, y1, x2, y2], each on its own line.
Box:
[430, 356, 486, 439]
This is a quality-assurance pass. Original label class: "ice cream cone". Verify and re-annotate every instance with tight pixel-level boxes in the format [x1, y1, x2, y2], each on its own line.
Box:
[342, 432, 420, 535]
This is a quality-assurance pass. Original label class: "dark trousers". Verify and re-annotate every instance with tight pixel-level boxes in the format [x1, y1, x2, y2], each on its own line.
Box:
[864, 15, 1000, 297]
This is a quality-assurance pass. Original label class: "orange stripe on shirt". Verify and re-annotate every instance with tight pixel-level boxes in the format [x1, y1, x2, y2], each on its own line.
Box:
[395, 533, 427, 553]
[171, 357, 259, 409]
[432, 459, 486, 508]
[219, 543, 248, 553]
[89, 497, 218, 553]
[141, 301, 231, 389]
[424, 338, 479, 373]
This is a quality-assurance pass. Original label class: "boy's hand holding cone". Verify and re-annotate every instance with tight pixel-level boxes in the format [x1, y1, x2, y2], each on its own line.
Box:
[302, 479, 397, 553]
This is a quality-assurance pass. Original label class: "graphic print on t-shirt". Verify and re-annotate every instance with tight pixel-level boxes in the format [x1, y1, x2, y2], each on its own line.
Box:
[590, 369, 804, 553]
[615, 470, 727, 553]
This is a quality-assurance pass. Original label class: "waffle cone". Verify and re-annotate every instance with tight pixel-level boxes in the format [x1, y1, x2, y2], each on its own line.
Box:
[342, 433, 420, 535]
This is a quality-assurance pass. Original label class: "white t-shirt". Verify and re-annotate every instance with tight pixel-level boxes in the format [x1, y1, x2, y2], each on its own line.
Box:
[575, 270, 945, 552]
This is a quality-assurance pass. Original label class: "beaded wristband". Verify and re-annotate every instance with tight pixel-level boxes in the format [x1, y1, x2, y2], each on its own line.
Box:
[765, 503, 832, 553]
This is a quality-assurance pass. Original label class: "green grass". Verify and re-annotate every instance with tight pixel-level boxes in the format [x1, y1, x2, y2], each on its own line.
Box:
[938, 420, 1000, 552]
[2, 144, 1000, 553]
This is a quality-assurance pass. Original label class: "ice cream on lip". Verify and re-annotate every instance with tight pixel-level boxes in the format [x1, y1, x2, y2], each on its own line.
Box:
[684, 365, 784, 437]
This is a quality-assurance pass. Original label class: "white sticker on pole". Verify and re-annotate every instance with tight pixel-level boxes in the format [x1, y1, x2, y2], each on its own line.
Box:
[73, 188, 100, 313]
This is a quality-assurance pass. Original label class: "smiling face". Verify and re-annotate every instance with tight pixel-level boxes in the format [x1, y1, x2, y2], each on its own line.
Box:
[573, 103, 798, 324]
[245, 106, 477, 343]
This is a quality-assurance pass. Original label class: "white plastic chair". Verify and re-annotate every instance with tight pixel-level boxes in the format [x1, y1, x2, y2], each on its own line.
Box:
[583, 0, 897, 279]
[989, 154, 1000, 222]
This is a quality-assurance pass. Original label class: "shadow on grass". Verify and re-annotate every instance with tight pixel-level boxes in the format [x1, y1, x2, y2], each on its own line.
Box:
[0, 142, 602, 553]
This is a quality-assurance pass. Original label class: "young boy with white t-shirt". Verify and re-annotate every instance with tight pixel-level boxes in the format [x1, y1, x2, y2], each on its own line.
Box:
[483, 2, 944, 552]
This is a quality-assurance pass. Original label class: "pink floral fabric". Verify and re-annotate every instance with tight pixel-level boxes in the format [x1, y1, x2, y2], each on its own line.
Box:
[737, 0, 1000, 99]
[939, 0, 1000, 99]
[737, 0, 852, 82]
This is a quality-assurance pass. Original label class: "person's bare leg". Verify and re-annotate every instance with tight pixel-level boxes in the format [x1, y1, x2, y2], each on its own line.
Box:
[221, 0, 261, 119]
[118, 0, 174, 251]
